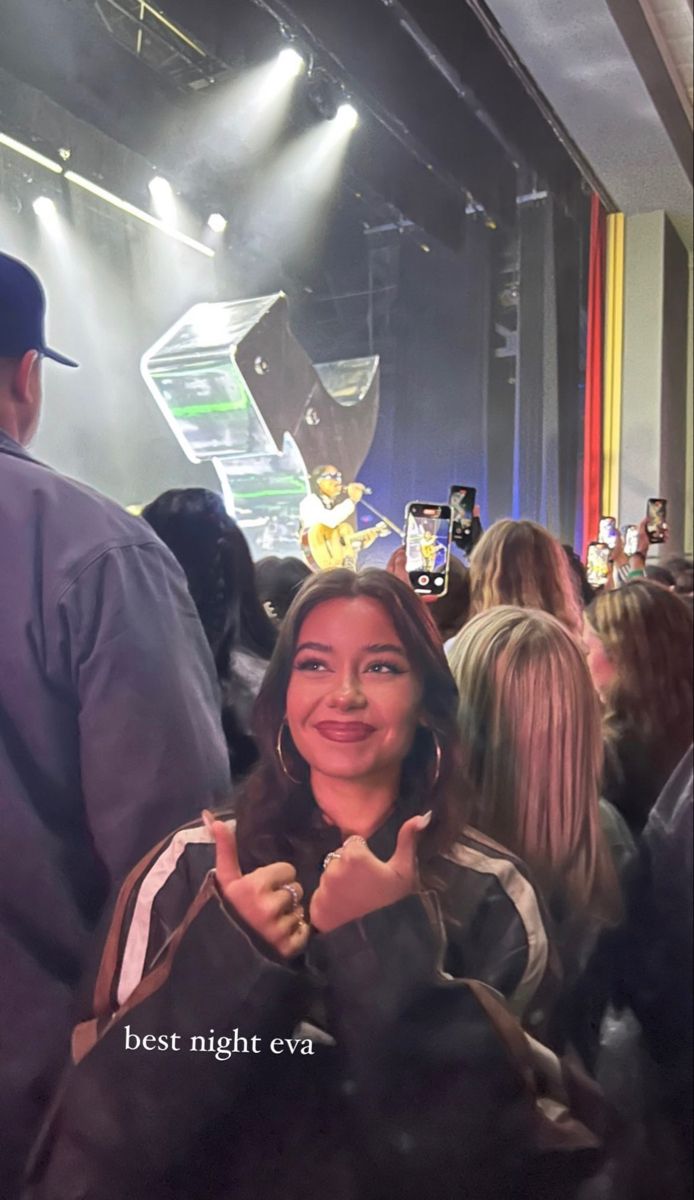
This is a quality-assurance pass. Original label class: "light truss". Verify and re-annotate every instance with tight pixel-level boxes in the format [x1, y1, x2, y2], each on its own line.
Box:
[91, 0, 225, 91]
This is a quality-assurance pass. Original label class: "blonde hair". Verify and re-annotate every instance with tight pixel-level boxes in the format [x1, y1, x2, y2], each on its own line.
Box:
[469, 519, 583, 637]
[586, 580, 693, 777]
[449, 606, 619, 926]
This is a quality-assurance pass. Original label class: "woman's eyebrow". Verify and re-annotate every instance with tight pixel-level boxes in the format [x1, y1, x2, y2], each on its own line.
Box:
[295, 641, 332, 654]
[363, 643, 407, 655]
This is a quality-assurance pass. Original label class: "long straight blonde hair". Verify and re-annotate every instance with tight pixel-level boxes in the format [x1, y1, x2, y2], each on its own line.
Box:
[449, 606, 619, 927]
[469, 519, 583, 637]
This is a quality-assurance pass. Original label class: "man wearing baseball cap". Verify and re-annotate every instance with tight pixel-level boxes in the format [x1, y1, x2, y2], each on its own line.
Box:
[0, 253, 231, 1195]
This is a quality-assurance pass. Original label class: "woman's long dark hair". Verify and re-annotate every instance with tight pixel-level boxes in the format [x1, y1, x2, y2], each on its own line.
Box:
[142, 488, 277, 673]
[142, 489, 277, 779]
[236, 568, 471, 889]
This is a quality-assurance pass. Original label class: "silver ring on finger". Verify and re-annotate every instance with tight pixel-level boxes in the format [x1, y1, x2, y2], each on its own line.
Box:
[322, 849, 343, 871]
[280, 882, 300, 911]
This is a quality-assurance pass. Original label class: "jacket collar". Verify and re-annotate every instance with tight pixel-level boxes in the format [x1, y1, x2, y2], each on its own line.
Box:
[0, 429, 33, 462]
[302, 800, 404, 861]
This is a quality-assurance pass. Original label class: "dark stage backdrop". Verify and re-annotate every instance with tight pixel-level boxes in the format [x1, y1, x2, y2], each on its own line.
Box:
[358, 218, 492, 543]
[513, 194, 584, 546]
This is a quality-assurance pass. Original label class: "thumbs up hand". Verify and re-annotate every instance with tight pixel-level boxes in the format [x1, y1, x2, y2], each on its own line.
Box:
[310, 812, 431, 935]
[202, 811, 309, 960]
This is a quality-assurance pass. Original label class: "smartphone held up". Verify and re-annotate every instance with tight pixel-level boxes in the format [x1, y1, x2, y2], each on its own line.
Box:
[622, 524, 639, 557]
[404, 503, 452, 597]
[586, 542, 610, 590]
[598, 516, 618, 550]
[449, 486, 476, 549]
[646, 498, 668, 544]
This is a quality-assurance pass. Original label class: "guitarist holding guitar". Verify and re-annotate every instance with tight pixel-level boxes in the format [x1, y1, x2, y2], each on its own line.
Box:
[299, 465, 395, 571]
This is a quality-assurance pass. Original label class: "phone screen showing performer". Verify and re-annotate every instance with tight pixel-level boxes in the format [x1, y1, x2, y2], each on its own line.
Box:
[622, 524, 639, 557]
[598, 516, 618, 550]
[586, 542, 610, 590]
[449, 486, 476, 549]
[405, 503, 452, 597]
[646, 498, 667, 544]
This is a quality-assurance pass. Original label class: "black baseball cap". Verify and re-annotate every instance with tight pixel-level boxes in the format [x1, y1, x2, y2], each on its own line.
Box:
[0, 252, 78, 367]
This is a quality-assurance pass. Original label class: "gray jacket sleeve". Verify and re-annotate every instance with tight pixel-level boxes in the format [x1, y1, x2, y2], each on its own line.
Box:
[53, 542, 231, 885]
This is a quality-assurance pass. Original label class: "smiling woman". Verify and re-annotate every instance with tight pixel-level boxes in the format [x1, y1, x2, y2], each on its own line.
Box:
[238, 569, 465, 887]
[26, 570, 575, 1200]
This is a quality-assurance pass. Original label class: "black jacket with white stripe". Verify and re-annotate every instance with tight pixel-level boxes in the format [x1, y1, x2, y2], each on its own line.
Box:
[24, 809, 569, 1200]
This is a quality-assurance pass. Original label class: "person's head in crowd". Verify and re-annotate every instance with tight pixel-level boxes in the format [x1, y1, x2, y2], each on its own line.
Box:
[237, 568, 467, 882]
[385, 546, 471, 642]
[0, 355, 42, 447]
[469, 519, 583, 636]
[645, 564, 676, 589]
[585, 580, 694, 828]
[255, 555, 312, 624]
[562, 543, 595, 608]
[449, 606, 619, 935]
[675, 569, 694, 611]
[664, 555, 691, 575]
[143, 488, 276, 670]
[0, 254, 77, 445]
[431, 556, 472, 642]
[143, 489, 277, 779]
[665, 557, 694, 600]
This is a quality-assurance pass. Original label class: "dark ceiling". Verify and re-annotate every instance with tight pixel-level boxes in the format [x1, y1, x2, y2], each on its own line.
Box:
[0, 0, 588, 249]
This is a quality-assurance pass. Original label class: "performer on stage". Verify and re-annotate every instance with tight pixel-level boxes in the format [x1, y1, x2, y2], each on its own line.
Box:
[419, 527, 448, 573]
[299, 465, 386, 571]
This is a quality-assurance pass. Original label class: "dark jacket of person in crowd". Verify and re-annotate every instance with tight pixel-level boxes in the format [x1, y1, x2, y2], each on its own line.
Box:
[570, 746, 693, 1200]
[0, 433, 231, 1194]
[143, 489, 277, 781]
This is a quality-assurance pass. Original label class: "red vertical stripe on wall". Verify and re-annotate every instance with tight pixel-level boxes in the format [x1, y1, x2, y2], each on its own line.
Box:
[582, 195, 606, 556]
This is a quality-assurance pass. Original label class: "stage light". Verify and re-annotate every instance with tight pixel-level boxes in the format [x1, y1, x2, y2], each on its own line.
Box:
[335, 103, 359, 131]
[207, 212, 228, 234]
[32, 196, 57, 218]
[148, 175, 177, 226]
[0, 131, 63, 174]
[64, 171, 215, 257]
[149, 175, 172, 199]
[277, 47, 306, 79]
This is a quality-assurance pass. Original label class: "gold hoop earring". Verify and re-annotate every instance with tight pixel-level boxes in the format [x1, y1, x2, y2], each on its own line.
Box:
[429, 729, 442, 791]
[276, 721, 302, 785]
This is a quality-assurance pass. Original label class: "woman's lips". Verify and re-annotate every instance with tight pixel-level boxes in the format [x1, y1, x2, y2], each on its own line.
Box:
[314, 721, 376, 743]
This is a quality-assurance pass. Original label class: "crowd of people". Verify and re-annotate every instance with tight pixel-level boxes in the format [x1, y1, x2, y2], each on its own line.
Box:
[1, 252, 693, 1200]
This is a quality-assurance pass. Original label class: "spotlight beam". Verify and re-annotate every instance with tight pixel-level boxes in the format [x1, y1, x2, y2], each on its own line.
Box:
[64, 171, 214, 257]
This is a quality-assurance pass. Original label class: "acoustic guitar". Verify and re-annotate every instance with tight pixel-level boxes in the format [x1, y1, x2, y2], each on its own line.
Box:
[302, 521, 391, 571]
